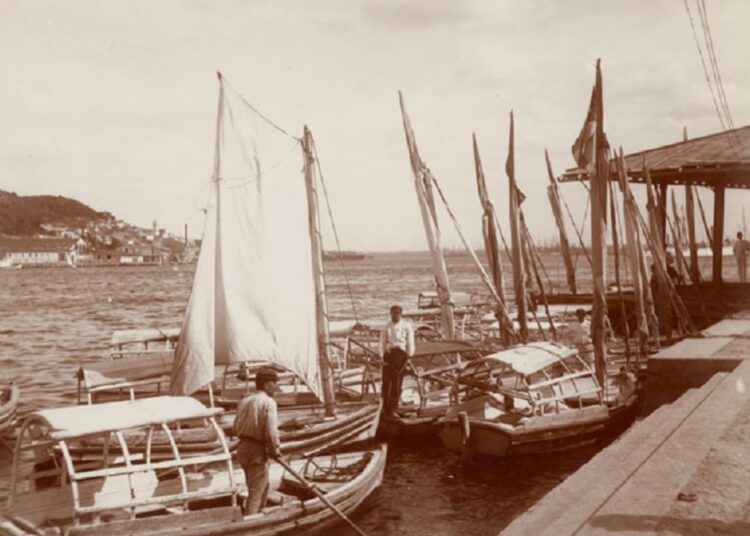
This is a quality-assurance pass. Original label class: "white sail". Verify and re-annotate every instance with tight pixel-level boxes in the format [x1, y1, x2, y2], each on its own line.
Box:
[170, 78, 320, 398]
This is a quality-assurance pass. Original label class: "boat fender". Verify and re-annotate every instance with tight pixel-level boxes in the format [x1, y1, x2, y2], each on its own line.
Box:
[458, 411, 470, 445]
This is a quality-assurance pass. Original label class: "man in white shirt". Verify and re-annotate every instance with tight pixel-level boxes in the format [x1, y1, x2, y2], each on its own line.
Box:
[379, 304, 415, 417]
[734, 231, 749, 283]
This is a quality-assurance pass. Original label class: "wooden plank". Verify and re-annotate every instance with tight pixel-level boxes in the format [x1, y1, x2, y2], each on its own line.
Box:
[68, 506, 243, 536]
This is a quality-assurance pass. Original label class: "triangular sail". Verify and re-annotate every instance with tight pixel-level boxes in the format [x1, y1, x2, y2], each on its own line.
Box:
[170, 75, 320, 398]
[398, 92, 455, 339]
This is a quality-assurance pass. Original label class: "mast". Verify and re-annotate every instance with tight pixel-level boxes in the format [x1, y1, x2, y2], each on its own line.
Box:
[506, 111, 528, 342]
[590, 59, 608, 387]
[608, 179, 630, 360]
[473, 134, 512, 345]
[398, 93, 455, 339]
[302, 126, 336, 416]
[616, 149, 649, 359]
[213, 73, 226, 365]
[545, 150, 577, 294]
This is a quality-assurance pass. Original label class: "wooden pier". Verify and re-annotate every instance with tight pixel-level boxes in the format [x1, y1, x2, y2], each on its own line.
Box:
[500, 311, 750, 536]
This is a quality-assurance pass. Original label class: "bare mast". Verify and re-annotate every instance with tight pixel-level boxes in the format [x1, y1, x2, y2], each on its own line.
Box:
[398, 93, 455, 339]
[302, 126, 336, 416]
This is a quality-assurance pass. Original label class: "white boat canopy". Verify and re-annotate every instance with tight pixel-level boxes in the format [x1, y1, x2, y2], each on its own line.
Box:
[110, 328, 180, 348]
[483, 341, 577, 376]
[31, 396, 221, 440]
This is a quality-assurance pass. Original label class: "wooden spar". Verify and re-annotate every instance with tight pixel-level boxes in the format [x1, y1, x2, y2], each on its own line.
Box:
[430, 175, 516, 343]
[643, 164, 695, 335]
[669, 191, 690, 279]
[302, 126, 336, 417]
[506, 111, 528, 342]
[685, 184, 701, 284]
[616, 150, 649, 358]
[276, 456, 368, 536]
[667, 214, 690, 283]
[590, 60, 608, 387]
[545, 150, 577, 294]
[520, 216, 556, 339]
[398, 93, 455, 339]
[712, 183, 725, 285]
[608, 179, 630, 360]
[473, 134, 513, 345]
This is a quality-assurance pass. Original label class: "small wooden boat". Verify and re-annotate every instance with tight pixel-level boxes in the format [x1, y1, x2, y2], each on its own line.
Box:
[378, 340, 483, 437]
[1, 396, 386, 536]
[0, 382, 20, 435]
[438, 342, 639, 458]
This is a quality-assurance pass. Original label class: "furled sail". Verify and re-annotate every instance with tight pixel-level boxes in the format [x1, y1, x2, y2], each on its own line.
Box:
[170, 75, 320, 398]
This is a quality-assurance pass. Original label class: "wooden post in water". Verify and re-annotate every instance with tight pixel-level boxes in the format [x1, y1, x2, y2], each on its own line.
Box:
[506, 111, 528, 342]
[302, 126, 336, 417]
[399, 93, 455, 339]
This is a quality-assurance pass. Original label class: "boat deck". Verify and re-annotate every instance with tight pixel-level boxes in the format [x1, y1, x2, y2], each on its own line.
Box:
[499, 309, 750, 536]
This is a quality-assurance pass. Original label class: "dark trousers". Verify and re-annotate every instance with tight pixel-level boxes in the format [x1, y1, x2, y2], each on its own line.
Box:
[382, 348, 409, 414]
[237, 439, 269, 514]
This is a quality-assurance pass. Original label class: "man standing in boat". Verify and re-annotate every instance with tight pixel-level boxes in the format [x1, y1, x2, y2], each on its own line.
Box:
[233, 368, 282, 515]
[379, 304, 415, 418]
[734, 231, 749, 283]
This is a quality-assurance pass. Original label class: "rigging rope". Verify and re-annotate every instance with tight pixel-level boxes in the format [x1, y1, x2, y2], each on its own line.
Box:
[310, 136, 361, 323]
[681, 0, 741, 156]
[224, 79, 300, 141]
[696, 0, 736, 130]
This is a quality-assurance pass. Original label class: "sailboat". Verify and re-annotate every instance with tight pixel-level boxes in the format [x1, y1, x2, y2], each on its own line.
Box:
[73, 73, 381, 459]
[439, 64, 639, 460]
[2, 397, 386, 536]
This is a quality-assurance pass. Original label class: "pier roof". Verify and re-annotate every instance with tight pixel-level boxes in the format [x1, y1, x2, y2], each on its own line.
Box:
[560, 125, 750, 189]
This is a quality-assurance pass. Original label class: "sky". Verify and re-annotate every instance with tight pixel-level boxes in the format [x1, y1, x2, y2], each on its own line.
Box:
[2, 0, 749, 251]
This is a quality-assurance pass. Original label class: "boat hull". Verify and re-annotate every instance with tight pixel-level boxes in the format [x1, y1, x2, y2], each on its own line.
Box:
[439, 399, 638, 459]
[1, 446, 387, 536]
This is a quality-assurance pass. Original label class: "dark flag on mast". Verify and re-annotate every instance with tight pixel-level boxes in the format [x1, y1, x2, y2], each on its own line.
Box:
[576, 59, 610, 387]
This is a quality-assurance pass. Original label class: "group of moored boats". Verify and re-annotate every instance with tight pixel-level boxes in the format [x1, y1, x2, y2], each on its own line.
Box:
[0, 70, 665, 535]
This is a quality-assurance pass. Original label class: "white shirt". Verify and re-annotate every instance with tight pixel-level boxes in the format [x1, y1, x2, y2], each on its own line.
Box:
[565, 319, 591, 346]
[379, 319, 415, 357]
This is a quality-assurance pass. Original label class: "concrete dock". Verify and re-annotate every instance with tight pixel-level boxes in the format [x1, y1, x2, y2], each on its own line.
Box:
[501, 313, 750, 536]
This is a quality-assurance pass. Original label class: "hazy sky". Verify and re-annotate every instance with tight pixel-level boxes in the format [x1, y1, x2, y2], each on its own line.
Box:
[2, 0, 749, 251]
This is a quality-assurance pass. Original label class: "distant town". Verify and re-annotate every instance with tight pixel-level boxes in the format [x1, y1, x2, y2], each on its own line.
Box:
[0, 218, 199, 269]
[0, 190, 199, 268]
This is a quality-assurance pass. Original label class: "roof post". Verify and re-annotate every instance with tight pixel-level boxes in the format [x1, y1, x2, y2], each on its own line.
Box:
[712, 183, 725, 285]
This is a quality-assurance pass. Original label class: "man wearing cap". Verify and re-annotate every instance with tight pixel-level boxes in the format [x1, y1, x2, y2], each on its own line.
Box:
[233, 368, 282, 514]
[379, 304, 415, 417]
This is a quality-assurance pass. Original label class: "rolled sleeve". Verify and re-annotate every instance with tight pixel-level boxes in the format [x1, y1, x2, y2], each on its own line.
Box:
[406, 324, 415, 357]
[266, 401, 281, 456]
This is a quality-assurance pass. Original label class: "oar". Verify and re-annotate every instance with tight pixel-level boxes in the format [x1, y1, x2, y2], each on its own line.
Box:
[275, 456, 368, 536]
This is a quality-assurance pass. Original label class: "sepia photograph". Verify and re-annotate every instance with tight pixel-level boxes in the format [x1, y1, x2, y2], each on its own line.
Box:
[1, 1, 749, 535]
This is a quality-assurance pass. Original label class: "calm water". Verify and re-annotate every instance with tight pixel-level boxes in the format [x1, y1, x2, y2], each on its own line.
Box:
[0, 250, 724, 534]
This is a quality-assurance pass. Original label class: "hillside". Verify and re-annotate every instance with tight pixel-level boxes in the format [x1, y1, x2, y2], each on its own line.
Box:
[0, 190, 111, 236]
